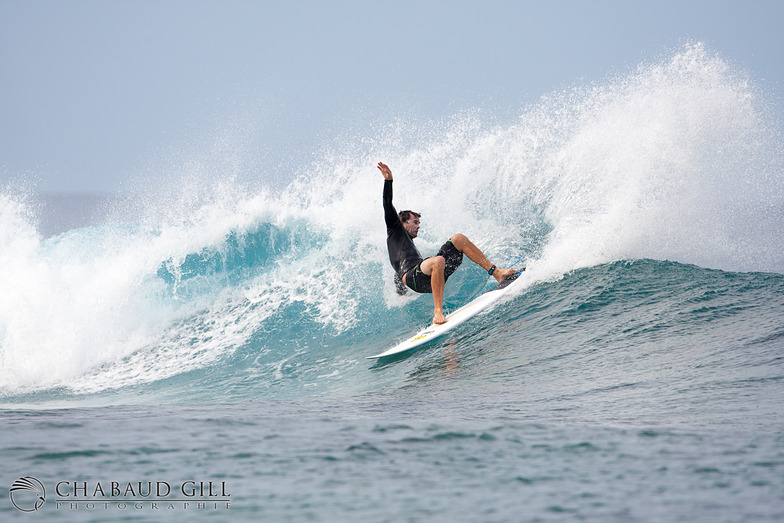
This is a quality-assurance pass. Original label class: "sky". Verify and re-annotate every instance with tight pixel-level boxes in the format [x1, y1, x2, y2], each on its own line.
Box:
[1, 0, 783, 193]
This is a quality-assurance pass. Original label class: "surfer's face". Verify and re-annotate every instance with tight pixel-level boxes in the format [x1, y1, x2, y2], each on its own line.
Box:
[403, 216, 420, 238]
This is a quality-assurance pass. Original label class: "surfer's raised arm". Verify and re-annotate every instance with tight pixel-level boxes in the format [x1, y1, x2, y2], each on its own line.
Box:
[380, 163, 401, 231]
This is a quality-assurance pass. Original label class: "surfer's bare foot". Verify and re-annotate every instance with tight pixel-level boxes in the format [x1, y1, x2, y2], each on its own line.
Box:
[493, 267, 517, 284]
[434, 311, 447, 325]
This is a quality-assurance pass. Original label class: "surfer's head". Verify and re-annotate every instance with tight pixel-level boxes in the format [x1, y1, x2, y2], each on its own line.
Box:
[399, 210, 421, 238]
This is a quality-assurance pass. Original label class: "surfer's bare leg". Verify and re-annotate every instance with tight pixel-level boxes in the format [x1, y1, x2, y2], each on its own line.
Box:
[420, 255, 447, 325]
[450, 233, 517, 283]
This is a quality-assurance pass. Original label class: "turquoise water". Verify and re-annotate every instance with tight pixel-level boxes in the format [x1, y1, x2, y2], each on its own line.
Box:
[2, 44, 783, 521]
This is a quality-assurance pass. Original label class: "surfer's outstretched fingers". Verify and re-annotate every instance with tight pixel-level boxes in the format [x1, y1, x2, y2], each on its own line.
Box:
[377, 162, 393, 180]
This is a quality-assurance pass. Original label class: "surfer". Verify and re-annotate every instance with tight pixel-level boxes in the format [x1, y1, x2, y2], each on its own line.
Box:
[377, 161, 518, 325]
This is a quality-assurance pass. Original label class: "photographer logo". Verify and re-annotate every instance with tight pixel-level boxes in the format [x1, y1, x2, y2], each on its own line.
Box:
[8, 477, 230, 513]
[9, 477, 46, 512]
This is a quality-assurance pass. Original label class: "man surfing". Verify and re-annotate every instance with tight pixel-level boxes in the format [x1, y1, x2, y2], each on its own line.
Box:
[378, 161, 519, 325]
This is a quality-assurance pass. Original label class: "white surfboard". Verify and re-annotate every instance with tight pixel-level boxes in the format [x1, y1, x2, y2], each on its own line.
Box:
[367, 272, 525, 359]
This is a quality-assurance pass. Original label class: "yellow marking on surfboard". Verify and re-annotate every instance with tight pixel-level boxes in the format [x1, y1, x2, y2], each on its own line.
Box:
[411, 330, 435, 342]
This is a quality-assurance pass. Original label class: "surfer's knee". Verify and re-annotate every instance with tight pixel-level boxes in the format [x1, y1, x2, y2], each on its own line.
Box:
[420, 255, 445, 276]
[450, 233, 468, 246]
[427, 255, 446, 274]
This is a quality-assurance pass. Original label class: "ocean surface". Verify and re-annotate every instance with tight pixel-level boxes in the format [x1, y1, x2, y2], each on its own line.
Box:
[2, 44, 783, 521]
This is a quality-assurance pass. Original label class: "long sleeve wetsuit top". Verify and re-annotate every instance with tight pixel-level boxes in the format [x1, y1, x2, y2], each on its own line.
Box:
[383, 179, 423, 277]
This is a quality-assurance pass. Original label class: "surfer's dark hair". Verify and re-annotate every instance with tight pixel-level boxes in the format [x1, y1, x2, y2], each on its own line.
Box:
[398, 210, 421, 223]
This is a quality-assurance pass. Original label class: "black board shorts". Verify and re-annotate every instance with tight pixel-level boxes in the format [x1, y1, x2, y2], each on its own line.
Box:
[403, 240, 464, 294]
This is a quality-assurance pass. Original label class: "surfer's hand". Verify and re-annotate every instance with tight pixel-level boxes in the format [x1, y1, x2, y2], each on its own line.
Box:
[377, 162, 393, 181]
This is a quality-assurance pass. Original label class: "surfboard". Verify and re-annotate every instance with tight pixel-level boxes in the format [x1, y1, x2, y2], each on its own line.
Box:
[367, 271, 525, 359]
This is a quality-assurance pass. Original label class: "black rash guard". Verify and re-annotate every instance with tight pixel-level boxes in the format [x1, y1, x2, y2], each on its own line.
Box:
[383, 179, 423, 277]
